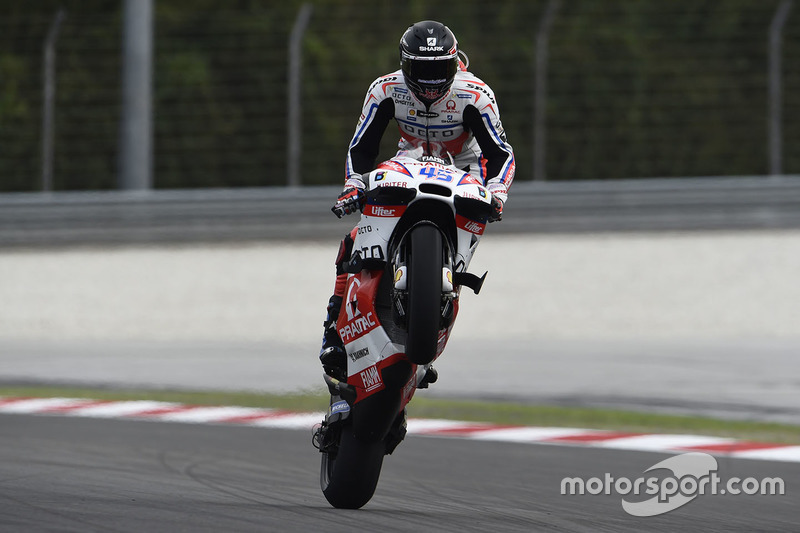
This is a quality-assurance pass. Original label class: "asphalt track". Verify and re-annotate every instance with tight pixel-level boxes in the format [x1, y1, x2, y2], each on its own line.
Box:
[1, 413, 797, 532]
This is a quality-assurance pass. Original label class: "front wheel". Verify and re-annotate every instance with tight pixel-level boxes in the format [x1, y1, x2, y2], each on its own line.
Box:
[404, 224, 444, 365]
[321, 425, 386, 509]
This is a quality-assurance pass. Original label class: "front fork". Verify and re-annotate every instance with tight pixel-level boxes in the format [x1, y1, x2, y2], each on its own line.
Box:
[390, 234, 458, 332]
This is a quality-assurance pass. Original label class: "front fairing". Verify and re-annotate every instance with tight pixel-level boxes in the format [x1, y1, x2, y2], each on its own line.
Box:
[357, 156, 492, 274]
[337, 156, 492, 406]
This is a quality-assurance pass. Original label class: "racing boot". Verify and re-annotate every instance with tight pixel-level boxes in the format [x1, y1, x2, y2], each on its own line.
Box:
[417, 365, 439, 389]
[319, 295, 347, 382]
[385, 407, 408, 455]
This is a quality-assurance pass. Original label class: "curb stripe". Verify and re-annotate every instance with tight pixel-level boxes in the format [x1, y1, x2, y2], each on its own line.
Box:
[546, 431, 644, 443]
[679, 441, 795, 453]
[2, 396, 799, 463]
[123, 405, 207, 418]
[75, 401, 186, 418]
[0, 397, 35, 406]
[37, 399, 115, 413]
[468, 427, 592, 442]
[217, 411, 302, 424]
[730, 446, 800, 461]
[410, 423, 520, 436]
[593, 434, 736, 451]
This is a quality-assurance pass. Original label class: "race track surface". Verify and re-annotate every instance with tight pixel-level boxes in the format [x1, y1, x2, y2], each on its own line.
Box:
[1, 414, 796, 532]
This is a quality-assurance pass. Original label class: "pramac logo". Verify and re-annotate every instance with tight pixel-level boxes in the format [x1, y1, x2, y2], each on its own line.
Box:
[344, 277, 361, 321]
[339, 277, 378, 343]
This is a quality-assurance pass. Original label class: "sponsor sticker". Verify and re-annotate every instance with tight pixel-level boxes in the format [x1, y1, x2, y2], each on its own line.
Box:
[377, 160, 414, 177]
[348, 346, 370, 362]
[359, 365, 383, 393]
[456, 214, 485, 235]
[330, 400, 350, 416]
[364, 205, 406, 217]
[339, 311, 377, 343]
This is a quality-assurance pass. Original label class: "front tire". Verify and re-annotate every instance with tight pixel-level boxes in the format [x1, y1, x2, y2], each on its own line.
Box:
[404, 224, 443, 365]
[321, 425, 386, 509]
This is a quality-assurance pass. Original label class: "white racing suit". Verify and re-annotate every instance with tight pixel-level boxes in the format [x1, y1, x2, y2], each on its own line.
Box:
[344, 68, 516, 203]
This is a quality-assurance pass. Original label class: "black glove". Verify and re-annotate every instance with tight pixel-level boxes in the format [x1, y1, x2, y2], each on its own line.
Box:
[489, 195, 504, 223]
[331, 187, 365, 218]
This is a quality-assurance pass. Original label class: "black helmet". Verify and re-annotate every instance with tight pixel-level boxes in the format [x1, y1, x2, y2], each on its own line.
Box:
[399, 21, 459, 105]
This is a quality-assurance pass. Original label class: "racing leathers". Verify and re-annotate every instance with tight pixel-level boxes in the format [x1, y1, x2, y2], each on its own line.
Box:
[344, 67, 515, 208]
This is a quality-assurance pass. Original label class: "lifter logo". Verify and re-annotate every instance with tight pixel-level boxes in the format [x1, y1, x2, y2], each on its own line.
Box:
[457, 215, 485, 235]
[369, 206, 396, 217]
[464, 221, 484, 234]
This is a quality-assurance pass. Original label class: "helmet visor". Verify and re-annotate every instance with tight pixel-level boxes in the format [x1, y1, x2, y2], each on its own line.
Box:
[402, 56, 458, 102]
[403, 56, 457, 87]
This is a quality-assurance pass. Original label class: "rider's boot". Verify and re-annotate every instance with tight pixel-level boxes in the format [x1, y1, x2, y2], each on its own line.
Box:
[319, 231, 356, 382]
[319, 295, 347, 381]
[385, 407, 408, 455]
[418, 366, 439, 389]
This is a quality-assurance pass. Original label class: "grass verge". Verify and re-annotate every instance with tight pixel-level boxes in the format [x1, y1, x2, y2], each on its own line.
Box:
[1, 385, 798, 445]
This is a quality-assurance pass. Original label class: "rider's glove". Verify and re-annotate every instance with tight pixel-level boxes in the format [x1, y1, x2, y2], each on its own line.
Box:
[331, 177, 366, 218]
[486, 181, 508, 223]
[489, 195, 504, 223]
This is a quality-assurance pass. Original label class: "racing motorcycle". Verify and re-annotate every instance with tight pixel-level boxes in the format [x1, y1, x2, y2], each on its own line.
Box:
[312, 151, 492, 509]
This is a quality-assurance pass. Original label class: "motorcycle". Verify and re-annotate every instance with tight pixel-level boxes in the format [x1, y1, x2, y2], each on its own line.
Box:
[312, 151, 492, 509]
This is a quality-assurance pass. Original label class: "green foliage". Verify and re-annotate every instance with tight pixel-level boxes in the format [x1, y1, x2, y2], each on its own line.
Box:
[0, 53, 35, 190]
[0, 0, 796, 190]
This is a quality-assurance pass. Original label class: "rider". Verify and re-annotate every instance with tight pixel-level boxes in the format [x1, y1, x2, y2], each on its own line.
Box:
[320, 20, 516, 379]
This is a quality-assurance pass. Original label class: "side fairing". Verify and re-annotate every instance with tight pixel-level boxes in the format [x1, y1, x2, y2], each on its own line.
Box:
[336, 269, 404, 402]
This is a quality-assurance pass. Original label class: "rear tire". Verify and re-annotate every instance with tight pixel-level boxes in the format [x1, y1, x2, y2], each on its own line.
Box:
[404, 224, 443, 365]
[321, 425, 386, 509]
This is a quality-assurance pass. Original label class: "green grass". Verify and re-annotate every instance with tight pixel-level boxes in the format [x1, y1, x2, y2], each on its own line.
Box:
[1, 385, 798, 445]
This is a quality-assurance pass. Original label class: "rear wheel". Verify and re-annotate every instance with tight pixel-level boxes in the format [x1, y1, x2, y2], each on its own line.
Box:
[321, 424, 386, 509]
[404, 224, 443, 365]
